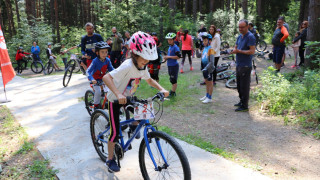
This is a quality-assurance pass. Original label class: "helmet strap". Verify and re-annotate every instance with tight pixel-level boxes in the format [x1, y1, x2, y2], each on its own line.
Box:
[132, 54, 146, 71]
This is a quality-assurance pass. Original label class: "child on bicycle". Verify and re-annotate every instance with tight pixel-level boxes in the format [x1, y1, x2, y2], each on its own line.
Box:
[102, 31, 169, 172]
[46, 43, 62, 71]
[15, 47, 30, 75]
[163, 32, 181, 98]
[87, 41, 114, 109]
[199, 33, 216, 104]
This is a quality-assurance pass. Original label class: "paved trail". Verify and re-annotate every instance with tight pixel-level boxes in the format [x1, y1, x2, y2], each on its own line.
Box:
[0, 73, 270, 180]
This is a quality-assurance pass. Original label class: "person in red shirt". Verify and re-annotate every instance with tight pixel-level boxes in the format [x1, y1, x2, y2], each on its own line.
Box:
[15, 47, 31, 75]
[175, 27, 183, 46]
[180, 29, 194, 73]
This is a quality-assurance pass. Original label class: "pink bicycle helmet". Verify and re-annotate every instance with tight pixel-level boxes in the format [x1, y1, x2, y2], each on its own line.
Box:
[129, 31, 158, 61]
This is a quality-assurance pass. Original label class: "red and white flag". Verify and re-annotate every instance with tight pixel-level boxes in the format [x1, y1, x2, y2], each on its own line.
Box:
[0, 25, 15, 88]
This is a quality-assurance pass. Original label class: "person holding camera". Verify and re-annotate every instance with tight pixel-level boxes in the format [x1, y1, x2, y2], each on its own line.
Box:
[110, 27, 123, 68]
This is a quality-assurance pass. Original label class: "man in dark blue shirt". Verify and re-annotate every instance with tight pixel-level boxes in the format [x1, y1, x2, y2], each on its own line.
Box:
[80, 22, 103, 71]
[231, 19, 256, 112]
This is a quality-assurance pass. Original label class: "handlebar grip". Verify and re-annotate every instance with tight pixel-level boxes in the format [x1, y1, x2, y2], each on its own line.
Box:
[113, 96, 132, 104]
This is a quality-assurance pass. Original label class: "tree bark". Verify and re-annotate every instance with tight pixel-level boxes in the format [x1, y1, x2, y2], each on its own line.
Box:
[209, 0, 214, 12]
[14, 0, 20, 25]
[0, 3, 3, 30]
[4, 0, 15, 36]
[242, 0, 248, 19]
[299, 0, 309, 30]
[169, 0, 176, 20]
[199, 0, 203, 14]
[159, 0, 164, 42]
[305, 0, 320, 69]
[43, 0, 47, 22]
[235, 0, 238, 13]
[226, 0, 231, 10]
[185, 0, 189, 15]
[54, 0, 60, 43]
[193, 0, 197, 22]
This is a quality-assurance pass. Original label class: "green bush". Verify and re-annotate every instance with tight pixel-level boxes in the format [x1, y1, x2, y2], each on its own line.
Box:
[253, 66, 320, 128]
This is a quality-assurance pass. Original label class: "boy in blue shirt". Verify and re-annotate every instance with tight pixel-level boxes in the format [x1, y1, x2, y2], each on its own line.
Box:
[163, 33, 181, 98]
[31, 41, 42, 64]
[87, 41, 114, 109]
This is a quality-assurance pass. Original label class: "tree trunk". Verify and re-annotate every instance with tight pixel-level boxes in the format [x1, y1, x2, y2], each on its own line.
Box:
[305, 0, 320, 69]
[209, 0, 214, 12]
[185, 0, 189, 15]
[0, 3, 3, 30]
[159, 0, 164, 42]
[43, 0, 47, 22]
[169, 0, 176, 21]
[226, 0, 230, 10]
[193, 0, 197, 22]
[235, 0, 238, 13]
[299, 0, 310, 30]
[54, 0, 60, 43]
[199, 0, 203, 14]
[242, 0, 248, 19]
[4, 0, 15, 36]
[50, 0, 55, 42]
[14, 0, 20, 25]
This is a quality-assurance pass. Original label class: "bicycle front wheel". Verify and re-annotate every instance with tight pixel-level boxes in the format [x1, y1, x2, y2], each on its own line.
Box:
[256, 40, 267, 52]
[139, 131, 191, 180]
[63, 67, 73, 87]
[31, 61, 43, 74]
[90, 109, 110, 162]
[85, 89, 95, 116]
[46, 63, 54, 75]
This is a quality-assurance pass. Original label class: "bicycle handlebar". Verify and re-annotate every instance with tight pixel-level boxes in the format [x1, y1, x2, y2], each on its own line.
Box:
[113, 92, 165, 105]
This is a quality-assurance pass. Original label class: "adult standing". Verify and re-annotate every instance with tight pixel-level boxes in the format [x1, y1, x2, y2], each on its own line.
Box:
[272, 17, 289, 72]
[231, 19, 256, 112]
[123, 31, 131, 59]
[175, 27, 183, 47]
[110, 27, 123, 68]
[180, 29, 193, 73]
[80, 22, 103, 71]
[197, 24, 207, 50]
[31, 41, 42, 64]
[293, 21, 308, 66]
[209, 25, 221, 84]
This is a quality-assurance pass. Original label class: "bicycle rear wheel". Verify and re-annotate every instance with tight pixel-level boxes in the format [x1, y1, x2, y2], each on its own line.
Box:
[85, 89, 95, 116]
[221, 41, 230, 50]
[139, 131, 191, 180]
[73, 60, 81, 73]
[226, 77, 237, 89]
[256, 40, 267, 52]
[216, 70, 235, 81]
[31, 61, 43, 74]
[90, 109, 110, 162]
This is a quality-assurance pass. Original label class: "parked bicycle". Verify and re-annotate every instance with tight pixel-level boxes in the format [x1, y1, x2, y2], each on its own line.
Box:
[12, 55, 43, 74]
[62, 53, 85, 87]
[255, 37, 267, 52]
[90, 92, 191, 179]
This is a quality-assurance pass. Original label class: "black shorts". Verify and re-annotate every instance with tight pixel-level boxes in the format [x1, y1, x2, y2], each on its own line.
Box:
[168, 64, 179, 84]
[201, 62, 213, 81]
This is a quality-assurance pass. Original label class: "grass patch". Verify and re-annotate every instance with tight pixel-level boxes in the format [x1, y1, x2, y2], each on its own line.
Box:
[252, 67, 320, 138]
[158, 126, 234, 159]
[0, 105, 58, 179]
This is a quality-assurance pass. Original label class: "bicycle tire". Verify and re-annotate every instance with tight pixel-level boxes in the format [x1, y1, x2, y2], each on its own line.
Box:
[120, 107, 129, 131]
[226, 77, 237, 89]
[73, 60, 81, 73]
[12, 62, 19, 72]
[160, 50, 167, 64]
[85, 89, 95, 116]
[47, 62, 54, 75]
[63, 68, 73, 87]
[31, 61, 43, 74]
[90, 109, 110, 162]
[256, 40, 267, 52]
[221, 41, 230, 50]
[216, 70, 235, 81]
[139, 131, 191, 180]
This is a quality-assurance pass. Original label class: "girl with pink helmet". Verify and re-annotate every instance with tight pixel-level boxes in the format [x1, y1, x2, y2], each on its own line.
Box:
[102, 31, 169, 172]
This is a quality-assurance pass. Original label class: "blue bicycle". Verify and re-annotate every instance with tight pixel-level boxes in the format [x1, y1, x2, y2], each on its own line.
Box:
[90, 93, 191, 179]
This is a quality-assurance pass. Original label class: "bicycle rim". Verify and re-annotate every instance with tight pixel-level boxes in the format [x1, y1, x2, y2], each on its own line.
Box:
[63, 69, 73, 87]
[139, 131, 191, 180]
[74, 60, 81, 73]
[85, 90, 95, 116]
[47, 63, 54, 74]
[226, 77, 237, 89]
[90, 110, 110, 162]
[31, 62, 43, 74]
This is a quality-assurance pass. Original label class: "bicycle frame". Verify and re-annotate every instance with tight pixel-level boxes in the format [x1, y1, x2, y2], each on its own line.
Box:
[97, 118, 169, 171]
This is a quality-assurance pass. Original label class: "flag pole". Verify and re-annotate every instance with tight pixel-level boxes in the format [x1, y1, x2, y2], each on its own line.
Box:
[0, 65, 11, 103]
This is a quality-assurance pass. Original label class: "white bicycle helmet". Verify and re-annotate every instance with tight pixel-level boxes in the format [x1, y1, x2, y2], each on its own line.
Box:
[129, 31, 158, 61]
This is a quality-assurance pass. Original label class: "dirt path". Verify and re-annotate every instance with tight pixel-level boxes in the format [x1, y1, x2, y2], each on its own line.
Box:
[158, 47, 320, 180]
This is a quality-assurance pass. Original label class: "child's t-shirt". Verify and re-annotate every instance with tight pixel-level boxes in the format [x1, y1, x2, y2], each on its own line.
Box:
[107, 59, 150, 102]
[201, 45, 212, 65]
[60, 48, 68, 58]
[167, 44, 180, 67]
[87, 57, 114, 81]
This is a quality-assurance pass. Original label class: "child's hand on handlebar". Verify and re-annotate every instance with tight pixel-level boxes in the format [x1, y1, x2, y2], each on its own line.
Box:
[116, 93, 127, 104]
[92, 80, 97, 84]
[160, 90, 169, 97]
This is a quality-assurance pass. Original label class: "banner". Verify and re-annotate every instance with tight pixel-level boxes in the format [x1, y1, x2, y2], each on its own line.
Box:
[0, 25, 15, 88]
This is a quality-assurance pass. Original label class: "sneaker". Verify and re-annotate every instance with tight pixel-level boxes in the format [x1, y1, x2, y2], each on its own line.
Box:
[199, 96, 207, 101]
[202, 98, 213, 103]
[190, 66, 194, 71]
[105, 159, 120, 172]
[129, 124, 141, 139]
[180, 69, 184, 73]
[235, 106, 249, 112]
[291, 65, 297, 68]
[200, 81, 206, 85]
[17, 73, 21, 75]
[234, 102, 242, 107]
